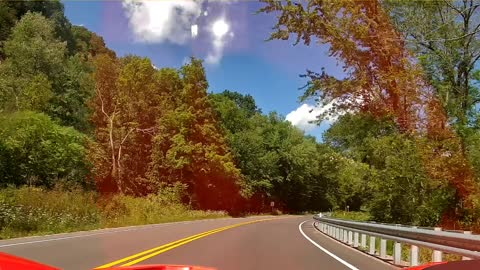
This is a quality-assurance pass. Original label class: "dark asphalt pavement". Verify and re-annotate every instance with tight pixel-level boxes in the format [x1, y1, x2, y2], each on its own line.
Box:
[0, 216, 397, 270]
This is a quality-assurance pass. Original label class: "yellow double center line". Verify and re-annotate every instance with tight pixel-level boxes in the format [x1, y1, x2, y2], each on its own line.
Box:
[95, 218, 276, 268]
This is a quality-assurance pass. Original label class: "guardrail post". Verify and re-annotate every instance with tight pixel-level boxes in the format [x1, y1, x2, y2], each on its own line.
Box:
[394, 241, 402, 265]
[462, 231, 472, 260]
[361, 234, 366, 248]
[313, 216, 480, 263]
[409, 226, 419, 266]
[410, 245, 419, 266]
[369, 236, 376, 255]
[433, 227, 443, 262]
[380, 239, 387, 259]
[353, 232, 359, 248]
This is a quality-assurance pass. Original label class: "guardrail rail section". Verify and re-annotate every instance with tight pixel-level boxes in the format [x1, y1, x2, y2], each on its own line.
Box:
[313, 214, 480, 267]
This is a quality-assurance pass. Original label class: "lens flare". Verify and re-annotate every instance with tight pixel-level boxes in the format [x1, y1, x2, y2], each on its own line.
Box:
[212, 19, 229, 38]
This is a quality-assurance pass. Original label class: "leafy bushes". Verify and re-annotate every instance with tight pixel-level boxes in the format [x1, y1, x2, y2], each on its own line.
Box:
[331, 211, 372, 222]
[100, 183, 227, 227]
[367, 134, 455, 226]
[0, 111, 91, 189]
[0, 186, 227, 239]
[0, 187, 100, 238]
[324, 113, 458, 226]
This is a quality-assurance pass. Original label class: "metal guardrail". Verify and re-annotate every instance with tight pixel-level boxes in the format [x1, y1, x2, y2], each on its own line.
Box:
[313, 214, 480, 267]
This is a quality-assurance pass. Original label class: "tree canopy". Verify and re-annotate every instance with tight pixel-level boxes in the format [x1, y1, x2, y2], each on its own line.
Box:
[0, 0, 479, 229]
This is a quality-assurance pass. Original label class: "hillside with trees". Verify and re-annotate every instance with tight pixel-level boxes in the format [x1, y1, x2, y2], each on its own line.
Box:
[260, 0, 480, 229]
[1, 0, 479, 238]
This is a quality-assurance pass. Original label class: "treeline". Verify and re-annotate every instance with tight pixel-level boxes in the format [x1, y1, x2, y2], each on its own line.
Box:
[1, 0, 480, 231]
[0, 1, 337, 215]
[260, 0, 480, 230]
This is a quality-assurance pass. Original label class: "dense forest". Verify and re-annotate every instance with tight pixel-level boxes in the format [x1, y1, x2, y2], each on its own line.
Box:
[0, 0, 479, 231]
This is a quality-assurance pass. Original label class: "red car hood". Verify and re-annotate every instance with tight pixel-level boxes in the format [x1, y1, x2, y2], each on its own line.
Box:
[0, 252, 215, 270]
[0, 252, 59, 270]
[406, 260, 480, 270]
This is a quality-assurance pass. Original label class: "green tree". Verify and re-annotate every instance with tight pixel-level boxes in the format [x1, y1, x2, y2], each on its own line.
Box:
[2, 12, 66, 79]
[91, 55, 164, 194]
[0, 2, 17, 51]
[0, 111, 91, 189]
[149, 59, 243, 210]
[0, 12, 65, 113]
[0, 12, 96, 131]
[385, 0, 480, 133]
[324, 113, 398, 162]
[114, 56, 164, 194]
[260, 0, 479, 221]
[210, 92, 253, 134]
[384, 1, 480, 213]
[211, 91, 334, 211]
[0, 0, 75, 56]
[217, 90, 261, 117]
[72, 25, 116, 60]
[51, 55, 95, 132]
[368, 134, 455, 225]
[324, 113, 455, 225]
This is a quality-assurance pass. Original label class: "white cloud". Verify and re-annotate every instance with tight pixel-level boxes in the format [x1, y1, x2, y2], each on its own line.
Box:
[122, 0, 203, 44]
[191, 24, 198, 38]
[122, 0, 234, 64]
[286, 103, 336, 131]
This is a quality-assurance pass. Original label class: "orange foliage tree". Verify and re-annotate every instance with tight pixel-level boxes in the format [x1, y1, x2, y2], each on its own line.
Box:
[260, 0, 479, 217]
[90, 54, 164, 194]
[90, 55, 244, 211]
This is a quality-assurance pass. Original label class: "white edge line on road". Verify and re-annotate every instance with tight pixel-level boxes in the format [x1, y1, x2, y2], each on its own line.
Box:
[0, 226, 169, 248]
[299, 220, 360, 270]
[0, 220, 202, 248]
[0, 216, 266, 248]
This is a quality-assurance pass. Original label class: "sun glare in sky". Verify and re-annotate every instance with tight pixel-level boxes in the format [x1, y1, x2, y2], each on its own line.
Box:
[212, 19, 229, 38]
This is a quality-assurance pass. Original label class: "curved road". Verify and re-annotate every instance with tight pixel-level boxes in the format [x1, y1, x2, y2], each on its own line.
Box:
[0, 216, 397, 270]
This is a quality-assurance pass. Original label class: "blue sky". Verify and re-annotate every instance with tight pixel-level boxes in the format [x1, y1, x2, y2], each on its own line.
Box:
[63, 0, 344, 139]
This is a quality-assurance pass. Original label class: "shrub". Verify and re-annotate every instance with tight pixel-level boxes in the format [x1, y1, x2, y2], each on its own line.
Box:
[99, 183, 227, 227]
[367, 135, 455, 226]
[0, 185, 228, 239]
[0, 187, 100, 238]
[331, 211, 371, 222]
[0, 111, 92, 189]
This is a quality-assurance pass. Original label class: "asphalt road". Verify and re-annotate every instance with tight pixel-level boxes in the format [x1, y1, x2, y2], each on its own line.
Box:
[0, 216, 397, 270]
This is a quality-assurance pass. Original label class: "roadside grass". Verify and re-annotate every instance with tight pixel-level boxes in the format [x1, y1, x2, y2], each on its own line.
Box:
[0, 187, 228, 240]
[331, 210, 372, 221]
